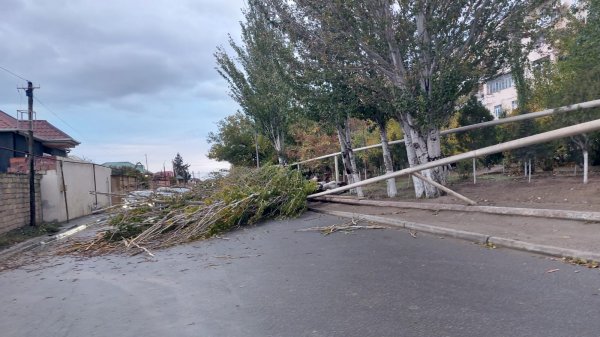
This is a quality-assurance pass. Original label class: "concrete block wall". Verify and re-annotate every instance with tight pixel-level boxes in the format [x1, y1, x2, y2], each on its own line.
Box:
[0, 173, 42, 234]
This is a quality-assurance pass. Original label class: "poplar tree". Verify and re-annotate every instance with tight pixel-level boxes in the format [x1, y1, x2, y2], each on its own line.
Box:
[533, 0, 600, 183]
[215, 0, 296, 165]
[265, 0, 551, 198]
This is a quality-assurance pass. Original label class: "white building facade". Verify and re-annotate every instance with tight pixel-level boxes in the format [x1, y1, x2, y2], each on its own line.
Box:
[478, 0, 580, 118]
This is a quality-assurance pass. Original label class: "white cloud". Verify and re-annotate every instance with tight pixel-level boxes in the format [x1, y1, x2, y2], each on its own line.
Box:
[0, 0, 245, 174]
[0, 0, 245, 105]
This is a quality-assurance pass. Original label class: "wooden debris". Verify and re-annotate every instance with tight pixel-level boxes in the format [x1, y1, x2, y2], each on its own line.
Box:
[55, 166, 315, 257]
[297, 219, 388, 235]
[123, 239, 155, 257]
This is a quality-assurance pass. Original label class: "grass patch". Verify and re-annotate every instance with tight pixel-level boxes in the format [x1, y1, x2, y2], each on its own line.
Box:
[0, 223, 61, 251]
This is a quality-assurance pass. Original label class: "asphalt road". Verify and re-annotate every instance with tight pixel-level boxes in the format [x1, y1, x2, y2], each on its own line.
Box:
[1, 212, 599, 337]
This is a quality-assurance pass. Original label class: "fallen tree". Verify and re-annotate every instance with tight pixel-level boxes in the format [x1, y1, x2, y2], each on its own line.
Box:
[60, 166, 316, 256]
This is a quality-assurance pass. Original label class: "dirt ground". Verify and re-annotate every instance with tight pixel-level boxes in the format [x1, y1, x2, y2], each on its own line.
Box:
[364, 171, 600, 212]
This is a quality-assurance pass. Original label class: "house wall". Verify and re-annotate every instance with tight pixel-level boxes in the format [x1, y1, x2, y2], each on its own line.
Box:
[0, 133, 18, 173]
[0, 132, 46, 172]
[0, 173, 42, 234]
[40, 159, 111, 223]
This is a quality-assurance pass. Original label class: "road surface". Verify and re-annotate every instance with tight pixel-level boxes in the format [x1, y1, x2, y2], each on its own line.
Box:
[1, 212, 599, 337]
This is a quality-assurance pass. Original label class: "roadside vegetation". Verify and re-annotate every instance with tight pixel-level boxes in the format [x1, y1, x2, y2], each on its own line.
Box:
[60, 166, 316, 256]
[210, 0, 600, 194]
[0, 223, 61, 251]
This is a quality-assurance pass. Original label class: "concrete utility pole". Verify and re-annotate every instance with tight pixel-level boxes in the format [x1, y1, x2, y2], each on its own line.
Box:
[23, 81, 37, 226]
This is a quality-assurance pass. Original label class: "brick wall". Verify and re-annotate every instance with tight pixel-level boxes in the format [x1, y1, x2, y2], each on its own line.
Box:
[0, 173, 42, 234]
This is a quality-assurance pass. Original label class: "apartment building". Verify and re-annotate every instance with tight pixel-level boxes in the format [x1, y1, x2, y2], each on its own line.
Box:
[478, 0, 581, 118]
[479, 46, 554, 118]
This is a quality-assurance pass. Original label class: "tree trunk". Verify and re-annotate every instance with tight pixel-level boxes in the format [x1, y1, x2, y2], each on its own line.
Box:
[254, 131, 260, 169]
[377, 121, 397, 198]
[583, 149, 589, 184]
[273, 130, 286, 166]
[573, 136, 589, 185]
[336, 119, 364, 197]
[400, 122, 426, 197]
[398, 112, 446, 198]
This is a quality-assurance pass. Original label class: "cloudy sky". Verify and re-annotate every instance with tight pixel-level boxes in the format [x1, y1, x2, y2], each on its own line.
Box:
[0, 0, 246, 176]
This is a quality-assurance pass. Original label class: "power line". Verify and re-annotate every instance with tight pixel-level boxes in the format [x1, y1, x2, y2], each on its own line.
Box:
[0, 65, 29, 82]
[0, 145, 97, 166]
[34, 96, 86, 141]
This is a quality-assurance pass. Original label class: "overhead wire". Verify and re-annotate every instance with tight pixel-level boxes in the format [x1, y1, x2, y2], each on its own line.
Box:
[34, 96, 86, 141]
[1, 65, 85, 142]
[0, 65, 29, 82]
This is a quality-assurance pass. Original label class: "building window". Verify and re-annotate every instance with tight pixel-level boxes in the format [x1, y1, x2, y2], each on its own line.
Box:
[512, 100, 518, 110]
[494, 105, 503, 118]
[487, 74, 513, 94]
[532, 56, 551, 73]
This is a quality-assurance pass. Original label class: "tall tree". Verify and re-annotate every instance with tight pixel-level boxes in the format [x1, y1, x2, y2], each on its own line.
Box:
[266, 0, 551, 198]
[172, 153, 191, 183]
[294, 64, 366, 196]
[208, 112, 275, 167]
[278, 13, 367, 196]
[455, 96, 502, 167]
[352, 70, 399, 197]
[533, 0, 600, 183]
[215, 0, 296, 165]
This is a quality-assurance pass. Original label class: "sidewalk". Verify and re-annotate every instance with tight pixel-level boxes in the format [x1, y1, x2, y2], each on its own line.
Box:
[309, 200, 600, 262]
[0, 213, 107, 261]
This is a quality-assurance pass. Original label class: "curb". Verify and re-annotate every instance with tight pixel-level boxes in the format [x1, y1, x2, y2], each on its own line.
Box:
[313, 196, 600, 222]
[309, 208, 600, 262]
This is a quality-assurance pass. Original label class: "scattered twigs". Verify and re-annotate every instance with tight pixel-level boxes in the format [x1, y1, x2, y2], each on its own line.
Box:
[123, 239, 155, 257]
[297, 218, 388, 235]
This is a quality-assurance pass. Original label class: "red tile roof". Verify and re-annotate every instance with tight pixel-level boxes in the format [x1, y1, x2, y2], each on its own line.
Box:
[0, 109, 79, 146]
[0, 110, 18, 128]
[18, 120, 74, 141]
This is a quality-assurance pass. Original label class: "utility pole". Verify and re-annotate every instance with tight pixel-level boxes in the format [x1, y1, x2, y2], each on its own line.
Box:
[23, 81, 37, 226]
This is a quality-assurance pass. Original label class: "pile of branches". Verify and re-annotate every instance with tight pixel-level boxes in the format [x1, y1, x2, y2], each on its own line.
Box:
[61, 166, 316, 256]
